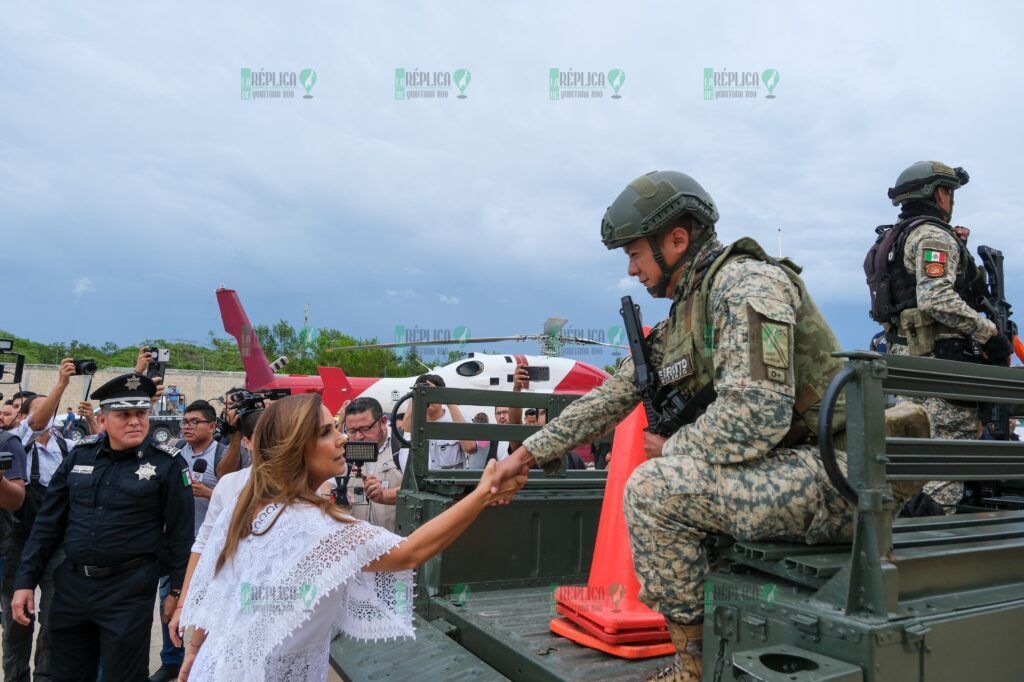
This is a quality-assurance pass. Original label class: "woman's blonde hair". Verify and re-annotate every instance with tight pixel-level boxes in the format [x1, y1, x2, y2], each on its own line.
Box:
[215, 393, 351, 574]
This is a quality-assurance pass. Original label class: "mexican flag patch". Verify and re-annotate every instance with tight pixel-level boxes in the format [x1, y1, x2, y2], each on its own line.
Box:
[181, 469, 191, 487]
[923, 249, 947, 263]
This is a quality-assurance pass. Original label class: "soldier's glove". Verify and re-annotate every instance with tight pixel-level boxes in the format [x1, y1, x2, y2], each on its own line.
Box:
[982, 333, 1013, 363]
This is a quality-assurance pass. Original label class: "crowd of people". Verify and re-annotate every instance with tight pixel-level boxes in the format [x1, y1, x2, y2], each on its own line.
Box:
[0, 162, 1017, 682]
[0, 351, 576, 681]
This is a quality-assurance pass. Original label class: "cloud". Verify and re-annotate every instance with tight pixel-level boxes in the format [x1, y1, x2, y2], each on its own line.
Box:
[617, 277, 642, 292]
[2, 0, 1022, 357]
[72, 277, 95, 301]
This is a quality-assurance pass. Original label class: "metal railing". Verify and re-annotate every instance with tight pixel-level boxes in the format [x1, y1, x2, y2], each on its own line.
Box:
[817, 350, 1024, 616]
[400, 385, 610, 494]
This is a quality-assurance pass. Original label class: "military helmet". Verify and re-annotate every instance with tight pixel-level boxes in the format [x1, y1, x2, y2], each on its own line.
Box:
[601, 171, 719, 250]
[887, 161, 969, 206]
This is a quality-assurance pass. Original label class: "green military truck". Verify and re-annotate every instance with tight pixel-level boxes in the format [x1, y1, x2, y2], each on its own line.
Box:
[330, 351, 1024, 681]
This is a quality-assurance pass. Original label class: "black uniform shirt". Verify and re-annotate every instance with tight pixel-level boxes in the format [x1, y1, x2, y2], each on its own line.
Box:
[14, 434, 195, 591]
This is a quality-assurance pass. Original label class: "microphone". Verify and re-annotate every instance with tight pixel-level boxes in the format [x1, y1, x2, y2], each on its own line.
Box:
[192, 458, 208, 483]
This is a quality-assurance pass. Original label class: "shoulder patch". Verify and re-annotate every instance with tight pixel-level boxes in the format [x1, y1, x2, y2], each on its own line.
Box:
[155, 442, 181, 457]
[74, 434, 102, 448]
[919, 238, 949, 278]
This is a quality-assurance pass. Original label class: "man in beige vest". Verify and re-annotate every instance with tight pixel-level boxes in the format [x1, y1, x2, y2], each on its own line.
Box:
[342, 397, 403, 532]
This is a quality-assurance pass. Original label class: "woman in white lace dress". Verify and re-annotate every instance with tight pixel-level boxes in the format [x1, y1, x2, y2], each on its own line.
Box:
[178, 394, 525, 681]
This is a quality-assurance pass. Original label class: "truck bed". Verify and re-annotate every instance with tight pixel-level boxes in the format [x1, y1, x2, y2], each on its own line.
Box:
[331, 586, 673, 681]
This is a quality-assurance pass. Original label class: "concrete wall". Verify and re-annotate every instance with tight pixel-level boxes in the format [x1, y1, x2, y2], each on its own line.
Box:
[11, 364, 248, 408]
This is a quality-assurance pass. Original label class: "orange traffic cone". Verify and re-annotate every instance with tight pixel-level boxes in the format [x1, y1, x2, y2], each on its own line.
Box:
[551, 404, 675, 659]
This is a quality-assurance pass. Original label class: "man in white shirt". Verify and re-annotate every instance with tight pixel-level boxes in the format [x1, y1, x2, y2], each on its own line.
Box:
[398, 375, 477, 471]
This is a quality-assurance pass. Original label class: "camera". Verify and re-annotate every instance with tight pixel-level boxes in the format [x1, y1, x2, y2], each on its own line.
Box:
[217, 389, 266, 436]
[73, 359, 98, 376]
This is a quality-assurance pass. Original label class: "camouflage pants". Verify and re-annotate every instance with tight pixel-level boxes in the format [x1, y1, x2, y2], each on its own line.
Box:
[889, 343, 980, 514]
[897, 395, 979, 514]
[622, 447, 856, 625]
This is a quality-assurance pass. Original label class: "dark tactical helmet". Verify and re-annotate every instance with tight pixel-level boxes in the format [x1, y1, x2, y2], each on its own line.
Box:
[888, 161, 969, 206]
[601, 171, 719, 249]
[601, 171, 719, 296]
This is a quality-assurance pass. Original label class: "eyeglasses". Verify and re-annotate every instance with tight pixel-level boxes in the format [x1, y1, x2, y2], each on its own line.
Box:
[345, 423, 380, 437]
[181, 419, 212, 428]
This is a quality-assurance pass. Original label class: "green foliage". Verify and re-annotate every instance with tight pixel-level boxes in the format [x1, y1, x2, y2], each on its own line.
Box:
[0, 320, 435, 377]
[254, 321, 427, 377]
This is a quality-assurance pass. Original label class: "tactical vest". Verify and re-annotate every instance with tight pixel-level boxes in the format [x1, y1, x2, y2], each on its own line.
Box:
[666, 238, 846, 444]
[865, 217, 984, 330]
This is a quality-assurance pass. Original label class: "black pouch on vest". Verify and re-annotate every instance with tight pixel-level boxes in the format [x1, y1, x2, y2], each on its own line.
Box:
[933, 338, 983, 364]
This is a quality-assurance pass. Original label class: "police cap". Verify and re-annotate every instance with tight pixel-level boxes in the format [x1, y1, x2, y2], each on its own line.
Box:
[90, 372, 156, 410]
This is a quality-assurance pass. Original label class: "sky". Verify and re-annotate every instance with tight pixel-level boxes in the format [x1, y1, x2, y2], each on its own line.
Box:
[3, 1, 1023, 370]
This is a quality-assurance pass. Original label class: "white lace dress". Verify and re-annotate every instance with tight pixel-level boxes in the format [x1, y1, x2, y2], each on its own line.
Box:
[180, 500, 415, 681]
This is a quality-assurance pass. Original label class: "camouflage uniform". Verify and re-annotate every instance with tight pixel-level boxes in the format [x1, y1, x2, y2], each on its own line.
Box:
[890, 223, 994, 513]
[872, 162, 997, 515]
[524, 237, 858, 626]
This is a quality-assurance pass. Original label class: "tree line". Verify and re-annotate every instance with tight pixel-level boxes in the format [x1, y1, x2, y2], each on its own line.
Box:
[0, 321, 459, 377]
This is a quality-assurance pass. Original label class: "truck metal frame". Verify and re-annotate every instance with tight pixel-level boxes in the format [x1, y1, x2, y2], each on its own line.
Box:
[331, 353, 1024, 681]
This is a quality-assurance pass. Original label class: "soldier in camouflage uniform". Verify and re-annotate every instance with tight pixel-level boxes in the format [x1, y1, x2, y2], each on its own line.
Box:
[493, 171, 870, 681]
[874, 162, 1014, 514]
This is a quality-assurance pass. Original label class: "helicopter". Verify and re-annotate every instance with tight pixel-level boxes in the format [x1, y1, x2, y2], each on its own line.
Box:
[217, 288, 624, 415]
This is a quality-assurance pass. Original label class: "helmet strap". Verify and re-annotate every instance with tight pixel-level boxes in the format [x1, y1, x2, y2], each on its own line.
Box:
[645, 228, 710, 297]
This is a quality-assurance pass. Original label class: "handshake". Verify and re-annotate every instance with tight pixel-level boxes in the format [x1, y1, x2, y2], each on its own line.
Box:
[477, 447, 535, 505]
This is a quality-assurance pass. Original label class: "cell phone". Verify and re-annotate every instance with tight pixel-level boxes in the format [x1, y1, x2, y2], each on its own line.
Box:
[145, 347, 170, 382]
[146, 361, 168, 383]
[524, 366, 550, 382]
[345, 441, 379, 465]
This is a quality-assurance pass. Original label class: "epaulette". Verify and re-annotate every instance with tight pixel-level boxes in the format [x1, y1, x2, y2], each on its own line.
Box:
[154, 442, 182, 457]
[73, 434, 103, 448]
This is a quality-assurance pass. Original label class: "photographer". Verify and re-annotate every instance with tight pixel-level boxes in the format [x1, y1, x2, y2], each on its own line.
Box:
[21, 359, 77, 436]
[213, 389, 253, 478]
[342, 397, 403, 532]
[398, 374, 477, 470]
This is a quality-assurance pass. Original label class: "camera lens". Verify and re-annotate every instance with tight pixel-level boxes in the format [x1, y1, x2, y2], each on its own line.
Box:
[74, 359, 98, 376]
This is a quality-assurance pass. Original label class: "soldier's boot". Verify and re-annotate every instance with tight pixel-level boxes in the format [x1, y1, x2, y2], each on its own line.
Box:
[647, 622, 703, 681]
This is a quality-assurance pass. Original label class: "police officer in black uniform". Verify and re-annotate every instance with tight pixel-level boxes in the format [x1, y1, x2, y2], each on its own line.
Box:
[10, 373, 194, 681]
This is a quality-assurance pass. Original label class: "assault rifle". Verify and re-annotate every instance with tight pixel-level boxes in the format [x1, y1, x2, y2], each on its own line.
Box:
[619, 296, 714, 437]
[977, 246, 1020, 439]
